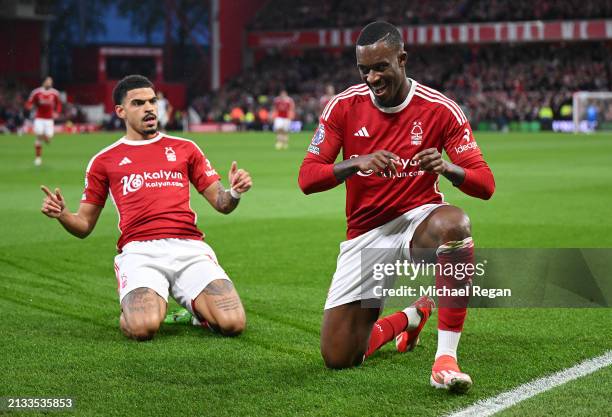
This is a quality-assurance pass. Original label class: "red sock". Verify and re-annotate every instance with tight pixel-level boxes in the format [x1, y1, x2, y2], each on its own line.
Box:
[35, 144, 42, 157]
[365, 311, 407, 358]
[436, 240, 474, 332]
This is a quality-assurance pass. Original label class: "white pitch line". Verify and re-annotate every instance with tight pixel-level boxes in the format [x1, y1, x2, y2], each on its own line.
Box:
[446, 350, 612, 417]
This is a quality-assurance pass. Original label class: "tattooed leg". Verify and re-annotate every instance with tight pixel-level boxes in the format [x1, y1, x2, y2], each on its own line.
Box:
[193, 279, 246, 337]
[120, 287, 167, 341]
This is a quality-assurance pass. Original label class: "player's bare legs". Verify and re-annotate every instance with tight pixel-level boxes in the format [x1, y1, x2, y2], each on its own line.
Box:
[34, 134, 51, 166]
[120, 287, 167, 341]
[275, 130, 289, 150]
[320, 296, 434, 369]
[192, 279, 246, 337]
[411, 204, 474, 393]
[320, 302, 380, 369]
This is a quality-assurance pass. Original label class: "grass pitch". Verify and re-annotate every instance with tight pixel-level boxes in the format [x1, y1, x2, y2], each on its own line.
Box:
[0, 131, 611, 416]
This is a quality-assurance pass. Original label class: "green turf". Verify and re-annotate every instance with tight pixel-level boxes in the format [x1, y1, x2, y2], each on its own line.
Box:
[497, 365, 612, 417]
[0, 131, 611, 416]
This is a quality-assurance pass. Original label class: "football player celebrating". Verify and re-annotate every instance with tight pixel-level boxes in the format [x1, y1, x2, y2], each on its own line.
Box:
[41, 75, 251, 341]
[298, 22, 494, 393]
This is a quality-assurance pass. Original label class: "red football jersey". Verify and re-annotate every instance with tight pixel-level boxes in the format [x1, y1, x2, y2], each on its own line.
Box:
[299, 79, 493, 239]
[273, 96, 294, 118]
[82, 133, 221, 251]
[26, 87, 62, 119]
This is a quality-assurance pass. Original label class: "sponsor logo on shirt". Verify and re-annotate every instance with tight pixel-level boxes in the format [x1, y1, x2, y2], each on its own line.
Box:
[454, 129, 478, 154]
[353, 126, 370, 137]
[349, 154, 424, 179]
[454, 141, 478, 154]
[120, 170, 184, 195]
[307, 144, 320, 155]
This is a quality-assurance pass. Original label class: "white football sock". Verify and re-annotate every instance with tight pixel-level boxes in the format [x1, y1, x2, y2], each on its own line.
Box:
[403, 306, 421, 330]
[435, 329, 462, 360]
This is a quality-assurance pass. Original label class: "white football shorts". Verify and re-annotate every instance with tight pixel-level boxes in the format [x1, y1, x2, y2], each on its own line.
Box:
[273, 117, 291, 132]
[33, 118, 54, 137]
[114, 238, 231, 312]
[324, 203, 446, 310]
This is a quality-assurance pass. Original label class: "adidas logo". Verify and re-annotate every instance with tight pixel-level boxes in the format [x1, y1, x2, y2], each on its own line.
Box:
[353, 127, 370, 137]
[119, 157, 132, 166]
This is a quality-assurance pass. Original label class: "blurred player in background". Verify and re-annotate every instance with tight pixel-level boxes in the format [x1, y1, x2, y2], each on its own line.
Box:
[25, 76, 62, 166]
[299, 22, 495, 393]
[40, 75, 252, 341]
[319, 84, 335, 114]
[156, 91, 173, 131]
[272, 89, 295, 150]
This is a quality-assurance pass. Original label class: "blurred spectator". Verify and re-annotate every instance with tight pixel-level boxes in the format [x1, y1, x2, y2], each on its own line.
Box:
[189, 42, 611, 130]
[250, 0, 612, 30]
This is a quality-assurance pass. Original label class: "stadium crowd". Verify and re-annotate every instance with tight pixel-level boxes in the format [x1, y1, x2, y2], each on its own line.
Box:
[0, 81, 27, 133]
[250, 0, 612, 30]
[189, 42, 611, 131]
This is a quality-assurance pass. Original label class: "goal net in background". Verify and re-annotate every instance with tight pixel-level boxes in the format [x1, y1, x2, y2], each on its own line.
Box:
[572, 91, 612, 133]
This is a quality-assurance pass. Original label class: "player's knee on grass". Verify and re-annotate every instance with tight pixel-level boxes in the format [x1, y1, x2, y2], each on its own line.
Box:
[121, 313, 163, 341]
[320, 303, 377, 369]
[120, 287, 166, 341]
[193, 279, 246, 337]
[214, 310, 246, 337]
[320, 343, 365, 369]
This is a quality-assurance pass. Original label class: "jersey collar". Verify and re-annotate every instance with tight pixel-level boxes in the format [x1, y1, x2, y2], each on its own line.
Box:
[119, 132, 163, 146]
[368, 78, 417, 114]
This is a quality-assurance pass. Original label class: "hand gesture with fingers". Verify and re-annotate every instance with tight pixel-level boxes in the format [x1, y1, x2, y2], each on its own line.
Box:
[354, 150, 401, 176]
[228, 161, 252, 194]
[414, 148, 448, 174]
[40, 185, 66, 218]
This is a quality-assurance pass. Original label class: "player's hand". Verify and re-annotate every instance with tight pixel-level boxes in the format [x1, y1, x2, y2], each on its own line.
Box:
[40, 185, 66, 218]
[228, 161, 252, 194]
[414, 148, 448, 174]
[354, 150, 401, 176]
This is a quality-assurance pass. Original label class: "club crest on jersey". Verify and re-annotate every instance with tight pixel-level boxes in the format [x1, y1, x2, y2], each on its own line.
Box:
[410, 121, 423, 145]
[311, 124, 325, 146]
[165, 147, 176, 162]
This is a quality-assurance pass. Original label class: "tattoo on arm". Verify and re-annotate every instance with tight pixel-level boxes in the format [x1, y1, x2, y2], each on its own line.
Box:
[203, 280, 235, 296]
[215, 183, 239, 214]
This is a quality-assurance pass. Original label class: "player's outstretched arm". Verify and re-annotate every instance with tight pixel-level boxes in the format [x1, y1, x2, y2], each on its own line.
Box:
[40, 186, 103, 238]
[201, 161, 252, 214]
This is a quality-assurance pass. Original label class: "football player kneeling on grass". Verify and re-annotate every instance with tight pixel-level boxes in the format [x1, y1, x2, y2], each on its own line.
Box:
[41, 75, 252, 341]
[299, 22, 495, 393]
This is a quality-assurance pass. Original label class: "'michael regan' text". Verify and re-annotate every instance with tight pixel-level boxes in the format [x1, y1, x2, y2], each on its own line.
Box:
[373, 285, 511, 299]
